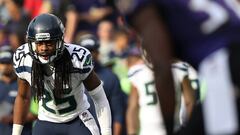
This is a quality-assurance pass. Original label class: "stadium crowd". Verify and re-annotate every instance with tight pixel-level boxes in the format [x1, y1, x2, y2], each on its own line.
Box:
[0, 0, 240, 135]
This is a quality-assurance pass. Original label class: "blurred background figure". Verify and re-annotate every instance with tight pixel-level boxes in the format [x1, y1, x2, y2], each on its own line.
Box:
[108, 28, 133, 95]
[97, 20, 115, 65]
[115, 0, 240, 134]
[0, 25, 8, 48]
[23, 0, 47, 19]
[110, 28, 130, 59]
[0, 46, 18, 135]
[171, 59, 198, 129]
[64, 0, 117, 43]
[8, 28, 26, 51]
[0, 46, 37, 135]
[4, 0, 30, 39]
[126, 46, 197, 135]
[79, 34, 127, 135]
[126, 46, 166, 135]
[0, 0, 10, 26]
[23, 0, 71, 25]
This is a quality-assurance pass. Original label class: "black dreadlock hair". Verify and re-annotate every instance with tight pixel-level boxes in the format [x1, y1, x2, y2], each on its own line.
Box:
[31, 49, 72, 101]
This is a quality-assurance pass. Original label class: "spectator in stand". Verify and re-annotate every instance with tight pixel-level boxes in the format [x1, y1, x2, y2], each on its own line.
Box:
[23, 0, 71, 24]
[8, 30, 25, 51]
[108, 28, 133, 95]
[0, 25, 8, 47]
[110, 28, 131, 59]
[64, 0, 116, 43]
[0, 47, 37, 135]
[4, 0, 30, 40]
[0, 0, 10, 25]
[97, 20, 115, 65]
[23, 0, 58, 19]
[23, 0, 44, 19]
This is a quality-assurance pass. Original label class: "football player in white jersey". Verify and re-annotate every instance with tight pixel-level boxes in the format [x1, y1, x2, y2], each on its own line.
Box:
[171, 60, 199, 128]
[126, 47, 197, 135]
[12, 13, 112, 135]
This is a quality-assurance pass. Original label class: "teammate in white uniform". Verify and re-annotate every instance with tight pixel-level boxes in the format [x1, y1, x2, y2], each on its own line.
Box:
[171, 61, 199, 128]
[12, 13, 112, 135]
[126, 47, 196, 135]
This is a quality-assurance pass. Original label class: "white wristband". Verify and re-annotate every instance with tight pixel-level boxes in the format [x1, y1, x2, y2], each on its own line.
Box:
[12, 124, 23, 135]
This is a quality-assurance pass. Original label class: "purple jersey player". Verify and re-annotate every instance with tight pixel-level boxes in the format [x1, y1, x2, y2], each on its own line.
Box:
[116, 0, 240, 134]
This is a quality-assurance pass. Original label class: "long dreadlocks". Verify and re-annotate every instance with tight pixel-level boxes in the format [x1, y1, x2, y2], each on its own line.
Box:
[31, 49, 72, 101]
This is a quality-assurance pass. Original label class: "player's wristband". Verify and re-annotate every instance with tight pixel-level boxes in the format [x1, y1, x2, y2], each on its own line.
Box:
[12, 124, 23, 135]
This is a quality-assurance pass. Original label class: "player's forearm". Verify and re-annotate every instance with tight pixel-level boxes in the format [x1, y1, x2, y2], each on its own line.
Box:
[97, 102, 112, 135]
[89, 83, 112, 135]
[12, 95, 30, 135]
[13, 95, 31, 125]
[126, 108, 138, 135]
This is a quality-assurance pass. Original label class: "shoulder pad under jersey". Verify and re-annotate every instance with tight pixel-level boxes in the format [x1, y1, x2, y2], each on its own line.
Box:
[65, 43, 94, 80]
[172, 61, 198, 82]
[13, 43, 33, 80]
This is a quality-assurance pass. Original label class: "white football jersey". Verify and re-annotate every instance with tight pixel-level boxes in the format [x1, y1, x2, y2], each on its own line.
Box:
[171, 61, 199, 128]
[128, 63, 166, 135]
[128, 61, 199, 134]
[13, 43, 94, 123]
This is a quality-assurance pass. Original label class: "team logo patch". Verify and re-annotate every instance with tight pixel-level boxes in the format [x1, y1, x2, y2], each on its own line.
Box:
[83, 54, 92, 66]
[82, 112, 88, 117]
[81, 111, 93, 122]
